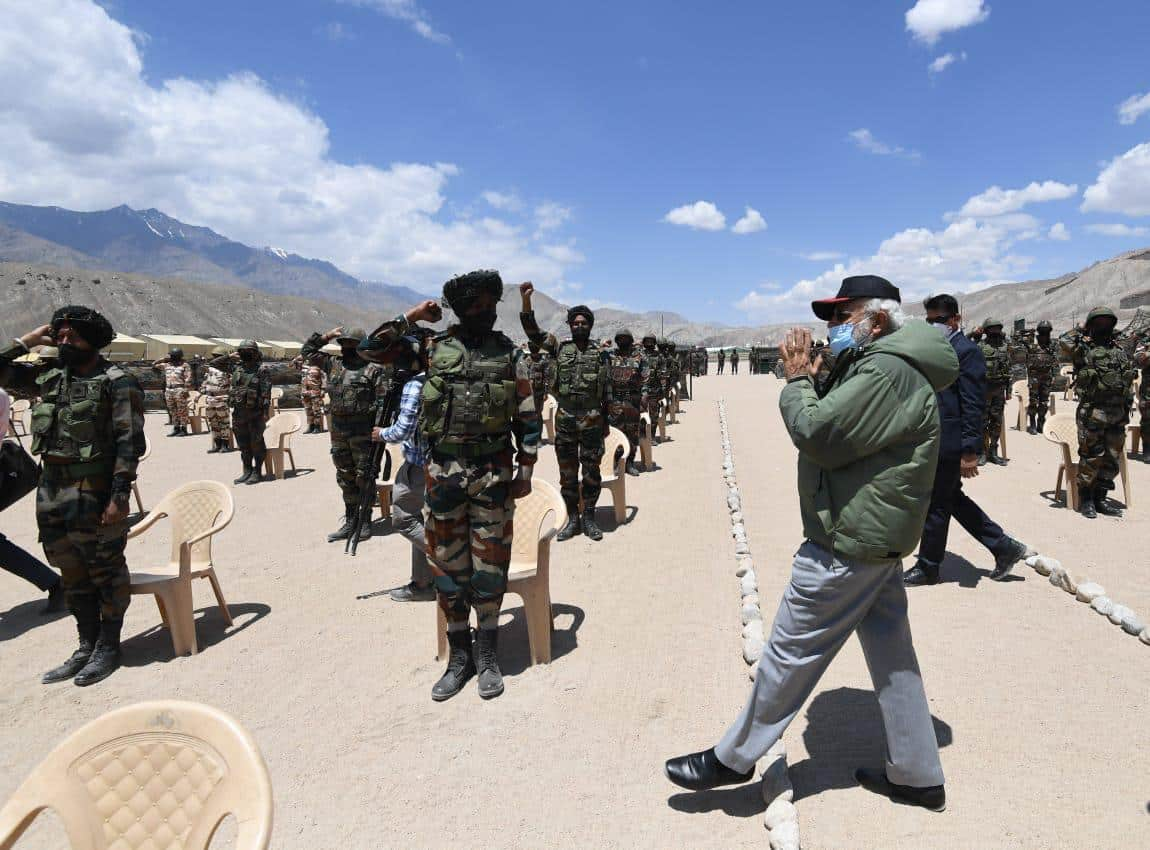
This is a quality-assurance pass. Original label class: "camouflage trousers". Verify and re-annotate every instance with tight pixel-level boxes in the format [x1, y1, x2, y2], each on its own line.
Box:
[1026, 377, 1053, 418]
[1076, 404, 1128, 490]
[532, 390, 547, 416]
[302, 392, 324, 429]
[232, 408, 267, 459]
[1139, 386, 1150, 441]
[424, 449, 514, 631]
[36, 472, 130, 626]
[556, 408, 605, 509]
[608, 399, 641, 461]
[644, 396, 662, 439]
[204, 395, 232, 441]
[331, 416, 374, 511]
[982, 383, 1008, 453]
[165, 389, 189, 426]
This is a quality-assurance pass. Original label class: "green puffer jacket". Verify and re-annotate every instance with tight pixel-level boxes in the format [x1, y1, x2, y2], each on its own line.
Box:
[780, 320, 960, 562]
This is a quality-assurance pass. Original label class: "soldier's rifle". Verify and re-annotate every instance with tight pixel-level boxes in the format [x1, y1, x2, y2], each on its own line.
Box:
[346, 376, 403, 556]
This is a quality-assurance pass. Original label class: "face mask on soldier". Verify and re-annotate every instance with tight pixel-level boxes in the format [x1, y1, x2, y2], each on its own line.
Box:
[571, 324, 591, 343]
[239, 350, 257, 363]
[459, 310, 497, 336]
[57, 343, 95, 368]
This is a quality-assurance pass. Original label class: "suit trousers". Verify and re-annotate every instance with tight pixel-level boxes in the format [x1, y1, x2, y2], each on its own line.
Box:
[917, 453, 1006, 568]
[0, 531, 58, 592]
[715, 541, 944, 788]
[391, 461, 431, 586]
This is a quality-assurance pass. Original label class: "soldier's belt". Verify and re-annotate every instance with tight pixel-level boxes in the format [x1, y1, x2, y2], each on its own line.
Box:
[40, 459, 115, 481]
[432, 437, 509, 459]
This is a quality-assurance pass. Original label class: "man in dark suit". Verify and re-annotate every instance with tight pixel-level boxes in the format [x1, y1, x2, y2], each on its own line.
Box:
[903, 294, 1029, 586]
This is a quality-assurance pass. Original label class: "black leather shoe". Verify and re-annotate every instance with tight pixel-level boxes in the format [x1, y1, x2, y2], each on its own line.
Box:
[389, 582, 436, 602]
[664, 748, 755, 792]
[1078, 486, 1097, 519]
[582, 510, 603, 541]
[73, 637, 121, 687]
[1094, 487, 1123, 516]
[990, 538, 1028, 581]
[855, 767, 945, 812]
[474, 627, 504, 700]
[432, 630, 475, 702]
[556, 514, 581, 542]
[327, 515, 354, 542]
[902, 562, 940, 586]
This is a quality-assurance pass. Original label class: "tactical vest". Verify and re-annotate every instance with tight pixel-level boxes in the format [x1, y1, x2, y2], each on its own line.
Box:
[1076, 343, 1135, 404]
[528, 355, 551, 397]
[609, 351, 645, 402]
[30, 365, 125, 462]
[229, 366, 265, 411]
[555, 340, 607, 407]
[327, 359, 383, 418]
[420, 332, 517, 450]
[642, 349, 663, 390]
[980, 340, 1012, 384]
[1026, 342, 1058, 378]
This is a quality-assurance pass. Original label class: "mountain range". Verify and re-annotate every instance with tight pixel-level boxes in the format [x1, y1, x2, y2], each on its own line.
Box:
[1, 201, 1149, 347]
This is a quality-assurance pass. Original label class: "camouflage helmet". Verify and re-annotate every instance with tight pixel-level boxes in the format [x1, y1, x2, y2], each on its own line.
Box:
[1085, 306, 1117, 325]
[442, 269, 503, 309]
[210, 345, 229, 357]
[38, 346, 59, 361]
[336, 327, 367, 344]
[614, 328, 635, 343]
[50, 305, 115, 349]
[641, 332, 657, 345]
[169, 347, 184, 359]
[982, 317, 1004, 330]
[1036, 320, 1053, 333]
[237, 339, 259, 352]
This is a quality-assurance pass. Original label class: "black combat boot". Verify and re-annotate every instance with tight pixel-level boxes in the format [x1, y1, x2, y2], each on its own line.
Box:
[168, 425, 180, 437]
[1094, 485, 1123, 516]
[990, 537, 1029, 581]
[245, 454, 267, 484]
[327, 509, 355, 542]
[987, 446, 1008, 466]
[206, 438, 221, 454]
[1037, 413, 1047, 434]
[353, 506, 372, 541]
[977, 453, 987, 467]
[556, 504, 581, 541]
[74, 620, 122, 687]
[42, 611, 98, 683]
[233, 455, 253, 485]
[1026, 414, 1037, 435]
[625, 451, 641, 476]
[1078, 486, 1097, 519]
[473, 627, 504, 700]
[582, 508, 603, 541]
[432, 629, 476, 702]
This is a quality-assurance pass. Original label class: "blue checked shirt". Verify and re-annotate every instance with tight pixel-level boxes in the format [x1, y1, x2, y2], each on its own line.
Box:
[377, 372, 428, 467]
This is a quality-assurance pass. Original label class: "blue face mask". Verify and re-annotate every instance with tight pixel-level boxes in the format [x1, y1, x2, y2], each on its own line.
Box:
[827, 322, 858, 356]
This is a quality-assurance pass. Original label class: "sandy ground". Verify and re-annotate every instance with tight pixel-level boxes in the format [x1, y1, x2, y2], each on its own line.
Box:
[1, 369, 1147, 849]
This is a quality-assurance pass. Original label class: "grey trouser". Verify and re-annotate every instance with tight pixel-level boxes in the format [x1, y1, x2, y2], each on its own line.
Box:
[716, 541, 944, 788]
[391, 461, 431, 586]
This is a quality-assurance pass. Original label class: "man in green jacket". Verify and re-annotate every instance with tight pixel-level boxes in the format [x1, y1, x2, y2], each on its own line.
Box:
[666, 275, 959, 814]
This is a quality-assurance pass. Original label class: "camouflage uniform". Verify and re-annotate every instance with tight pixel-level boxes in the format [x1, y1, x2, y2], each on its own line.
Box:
[302, 331, 388, 518]
[717, 349, 725, 374]
[1024, 331, 1058, 428]
[1, 310, 145, 685]
[1060, 311, 1136, 499]
[1135, 333, 1150, 453]
[226, 352, 271, 480]
[200, 363, 232, 444]
[729, 348, 740, 374]
[607, 334, 650, 471]
[977, 321, 1012, 461]
[300, 361, 326, 431]
[156, 361, 192, 427]
[641, 338, 664, 440]
[527, 350, 557, 414]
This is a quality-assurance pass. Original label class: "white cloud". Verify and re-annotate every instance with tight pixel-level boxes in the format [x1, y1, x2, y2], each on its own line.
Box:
[339, 0, 450, 44]
[801, 251, 845, 262]
[1048, 222, 1070, 241]
[848, 129, 921, 161]
[906, 0, 990, 46]
[1117, 91, 1150, 125]
[928, 51, 966, 74]
[481, 190, 523, 212]
[954, 181, 1078, 218]
[1082, 142, 1150, 216]
[731, 206, 767, 234]
[1084, 223, 1150, 238]
[534, 201, 572, 238]
[0, 0, 582, 292]
[663, 201, 727, 231]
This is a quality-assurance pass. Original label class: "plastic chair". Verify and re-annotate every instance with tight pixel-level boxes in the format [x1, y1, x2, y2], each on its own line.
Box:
[638, 414, 654, 468]
[0, 700, 273, 850]
[186, 391, 204, 434]
[593, 427, 630, 525]
[667, 389, 679, 424]
[375, 443, 404, 520]
[131, 436, 151, 515]
[542, 395, 558, 444]
[261, 413, 300, 480]
[1012, 379, 1028, 431]
[657, 402, 668, 442]
[323, 392, 332, 433]
[127, 481, 235, 656]
[269, 387, 284, 416]
[1061, 365, 1075, 401]
[436, 479, 566, 665]
[1130, 423, 1143, 456]
[7, 398, 29, 438]
[1044, 413, 1132, 510]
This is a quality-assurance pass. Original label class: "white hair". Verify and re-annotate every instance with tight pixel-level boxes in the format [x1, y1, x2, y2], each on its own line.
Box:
[860, 297, 906, 331]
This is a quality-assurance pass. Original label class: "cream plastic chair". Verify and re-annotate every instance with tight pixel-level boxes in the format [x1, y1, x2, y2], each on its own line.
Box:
[1044, 413, 1132, 511]
[268, 386, 284, 416]
[1012, 379, 1028, 431]
[375, 443, 404, 520]
[1130, 423, 1143, 456]
[638, 413, 654, 469]
[595, 427, 630, 525]
[7, 398, 29, 438]
[436, 479, 566, 665]
[186, 391, 204, 434]
[1060, 364, 1075, 401]
[131, 436, 151, 515]
[323, 392, 332, 433]
[667, 389, 679, 424]
[0, 700, 273, 850]
[541, 394, 558, 444]
[261, 413, 300, 480]
[127, 481, 235, 657]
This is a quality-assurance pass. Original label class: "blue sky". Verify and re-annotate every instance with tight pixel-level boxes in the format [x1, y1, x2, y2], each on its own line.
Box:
[2, 1, 1149, 323]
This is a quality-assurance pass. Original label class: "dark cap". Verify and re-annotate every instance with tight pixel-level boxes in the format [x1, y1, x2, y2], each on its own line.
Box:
[567, 305, 594, 326]
[811, 275, 901, 321]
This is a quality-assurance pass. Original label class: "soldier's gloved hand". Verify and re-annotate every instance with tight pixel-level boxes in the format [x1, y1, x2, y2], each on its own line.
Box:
[510, 466, 533, 499]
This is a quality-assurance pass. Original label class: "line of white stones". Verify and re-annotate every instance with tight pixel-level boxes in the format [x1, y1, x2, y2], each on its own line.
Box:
[718, 400, 801, 850]
[1025, 555, 1150, 646]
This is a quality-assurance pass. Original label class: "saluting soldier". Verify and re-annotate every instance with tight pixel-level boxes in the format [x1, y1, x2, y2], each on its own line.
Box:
[210, 339, 271, 485]
[200, 345, 234, 453]
[1, 307, 145, 686]
[301, 327, 389, 542]
[520, 282, 612, 542]
[153, 347, 192, 436]
[1023, 321, 1058, 434]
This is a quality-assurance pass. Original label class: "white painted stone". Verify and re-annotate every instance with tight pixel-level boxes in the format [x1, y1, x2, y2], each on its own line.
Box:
[735, 561, 749, 578]
[768, 820, 801, 850]
[764, 798, 797, 831]
[740, 572, 758, 595]
[760, 757, 794, 806]
[731, 511, 744, 523]
[1091, 596, 1115, 616]
[742, 621, 764, 643]
[1121, 614, 1145, 636]
[1025, 555, 1041, 568]
[1075, 582, 1105, 603]
[732, 523, 747, 538]
[741, 604, 762, 624]
[1108, 604, 1133, 626]
[743, 638, 764, 664]
[743, 594, 760, 608]
[1030, 556, 1059, 576]
[735, 541, 751, 556]
[1048, 567, 1077, 595]
[1140, 628, 1150, 646]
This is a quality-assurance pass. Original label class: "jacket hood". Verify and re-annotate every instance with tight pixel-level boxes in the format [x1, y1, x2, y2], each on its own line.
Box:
[863, 319, 958, 392]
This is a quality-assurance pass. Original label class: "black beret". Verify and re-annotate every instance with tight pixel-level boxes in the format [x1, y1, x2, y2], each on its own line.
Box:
[51, 305, 115, 349]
